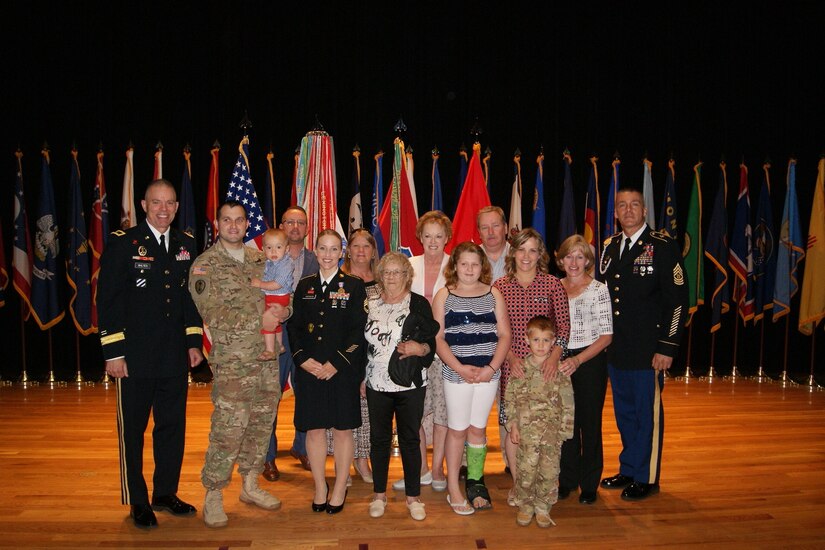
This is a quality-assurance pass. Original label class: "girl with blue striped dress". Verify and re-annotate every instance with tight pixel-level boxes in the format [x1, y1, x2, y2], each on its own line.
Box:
[432, 241, 511, 515]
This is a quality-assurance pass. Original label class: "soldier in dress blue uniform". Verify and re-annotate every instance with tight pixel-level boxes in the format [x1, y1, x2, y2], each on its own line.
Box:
[98, 179, 204, 529]
[289, 229, 368, 514]
[598, 187, 688, 501]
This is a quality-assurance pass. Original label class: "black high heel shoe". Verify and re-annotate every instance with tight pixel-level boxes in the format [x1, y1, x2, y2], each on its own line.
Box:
[326, 489, 348, 514]
[312, 482, 329, 513]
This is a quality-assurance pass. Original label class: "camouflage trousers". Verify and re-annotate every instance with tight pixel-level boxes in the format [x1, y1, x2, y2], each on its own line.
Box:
[201, 359, 280, 489]
[514, 423, 564, 513]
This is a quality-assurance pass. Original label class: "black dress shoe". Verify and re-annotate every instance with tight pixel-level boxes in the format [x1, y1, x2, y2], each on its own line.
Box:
[151, 494, 197, 516]
[312, 482, 329, 512]
[600, 473, 633, 489]
[130, 504, 158, 529]
[557, 486, 572, 500]
[579, 491, 597, 504]
[326, 489, 347, 514]
[621, 482, 659, 501]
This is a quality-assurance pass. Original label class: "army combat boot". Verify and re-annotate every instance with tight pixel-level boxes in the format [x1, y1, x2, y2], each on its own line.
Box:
[203, 489, 228, 528]
[240, 474, 282, 510]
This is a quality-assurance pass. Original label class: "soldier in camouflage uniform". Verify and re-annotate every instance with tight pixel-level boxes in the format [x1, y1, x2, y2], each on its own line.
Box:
[189, 201, 284, 528]
[505, 316, 574, 528]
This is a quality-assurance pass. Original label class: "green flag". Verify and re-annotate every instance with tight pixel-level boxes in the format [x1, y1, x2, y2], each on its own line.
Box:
[683, 162, 704, 325]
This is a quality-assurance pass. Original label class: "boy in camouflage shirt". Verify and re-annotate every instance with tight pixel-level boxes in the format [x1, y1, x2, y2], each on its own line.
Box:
[505, 315, 574, 528]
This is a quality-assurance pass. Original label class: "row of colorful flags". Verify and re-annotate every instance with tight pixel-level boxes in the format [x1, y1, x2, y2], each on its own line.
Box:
[2, 138, 824, 350]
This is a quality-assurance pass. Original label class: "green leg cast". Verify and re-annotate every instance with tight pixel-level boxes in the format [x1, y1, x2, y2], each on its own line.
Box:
[466, 442, 487, 481]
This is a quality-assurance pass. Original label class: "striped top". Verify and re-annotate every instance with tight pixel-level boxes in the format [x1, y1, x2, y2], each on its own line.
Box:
[442, 291, 501, 384]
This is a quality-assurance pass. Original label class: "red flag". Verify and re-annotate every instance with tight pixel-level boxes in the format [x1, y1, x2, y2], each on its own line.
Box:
[88, 150, 109, 331]
[12, 151, 33, 319]
[376, 138, 423, 256]
[448, 142, 491, 252]
[203, 144, 220, 251]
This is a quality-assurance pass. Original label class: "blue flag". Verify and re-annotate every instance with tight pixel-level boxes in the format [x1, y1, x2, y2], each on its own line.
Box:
[557, 151, 576, 247]
[431, 150, 443, 212]
[604, 158, 620, 237]
[753, 163, 776, 323]
[371, 151, 386, 256]
[658, 159, 678, 239]
[704, 162, 730, 333]
[531, 151, 546, 242]
[66, 150, 93, 335]
[31, 149, 64, 329]
[178, 150, 197, 237]
[226, 137, 267, 246]
[773, 159, 805, 321]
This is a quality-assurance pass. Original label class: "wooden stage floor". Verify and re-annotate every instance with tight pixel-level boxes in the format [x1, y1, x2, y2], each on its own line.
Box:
[0, 377, 823, 549]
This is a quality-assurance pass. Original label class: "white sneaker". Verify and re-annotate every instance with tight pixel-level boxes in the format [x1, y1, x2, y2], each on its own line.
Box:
[203, 489, 228, 528]
[407, 500, 426, 521]
[392, 470, 433, 490]
[240, 474, 282, 510]
[369, 497, 387, 518]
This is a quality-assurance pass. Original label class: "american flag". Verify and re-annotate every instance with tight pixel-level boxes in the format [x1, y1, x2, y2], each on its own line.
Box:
[226, 136, 267, 246]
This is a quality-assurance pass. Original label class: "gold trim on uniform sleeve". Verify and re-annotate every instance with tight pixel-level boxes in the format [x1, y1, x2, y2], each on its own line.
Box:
[101, 332, 126, 346]
[669, 306, 682, 337]
[186, 326, 204, 336]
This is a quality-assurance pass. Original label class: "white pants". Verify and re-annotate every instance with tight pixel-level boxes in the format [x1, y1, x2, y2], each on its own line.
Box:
[443, 379, 500, 431]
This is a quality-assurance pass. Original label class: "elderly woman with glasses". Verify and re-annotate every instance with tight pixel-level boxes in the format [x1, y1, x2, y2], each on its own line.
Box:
[365, 252, 437, 521]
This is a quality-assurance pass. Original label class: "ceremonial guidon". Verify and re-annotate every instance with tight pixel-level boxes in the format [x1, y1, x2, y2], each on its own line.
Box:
[98, 221, 203, 507]
[599, 224, 688, 498]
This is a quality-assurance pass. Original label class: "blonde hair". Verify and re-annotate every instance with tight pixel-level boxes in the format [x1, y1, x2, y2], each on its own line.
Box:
[443, 241, 492, 287]
[526, 315, 556, 337]
[476, 205, 506, 228]
[416, 210, 453, 243]
[555, 234, 594, 272]
[504, 228, 550, 277]
[262, 227, 287, 244]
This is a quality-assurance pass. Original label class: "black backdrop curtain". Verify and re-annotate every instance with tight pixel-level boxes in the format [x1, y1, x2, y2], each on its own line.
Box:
[3, 2, 823, 381]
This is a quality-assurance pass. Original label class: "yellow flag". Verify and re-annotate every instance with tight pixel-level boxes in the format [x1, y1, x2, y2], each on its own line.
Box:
[799, 158, 825, 335]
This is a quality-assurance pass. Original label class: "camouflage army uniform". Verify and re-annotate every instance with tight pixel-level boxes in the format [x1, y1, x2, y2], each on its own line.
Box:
[189, 240, 281, 489]
[504, 353, 575, 514]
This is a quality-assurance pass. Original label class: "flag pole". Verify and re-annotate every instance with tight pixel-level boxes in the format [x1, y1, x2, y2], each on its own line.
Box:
[804, 334, 820, 390]
[677, 323, 695, 382]
[752, 322, 770, 382]
[18, 302, 37, 387]
[728, 300, 742, 380]
[74, 332, 92, 387]
[46, 328, 65, 388]
[709, 332, 720, 382]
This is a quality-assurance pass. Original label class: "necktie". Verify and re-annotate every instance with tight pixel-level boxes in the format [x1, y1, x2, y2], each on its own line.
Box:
[622, 237, 631, 259]
[160, 234, 166, 252]
[321, 281, 328, 295]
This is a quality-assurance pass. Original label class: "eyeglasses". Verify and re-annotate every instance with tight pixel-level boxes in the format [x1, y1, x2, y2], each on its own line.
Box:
[282, 219, 307, 226]
[383, 269, 407, 277]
